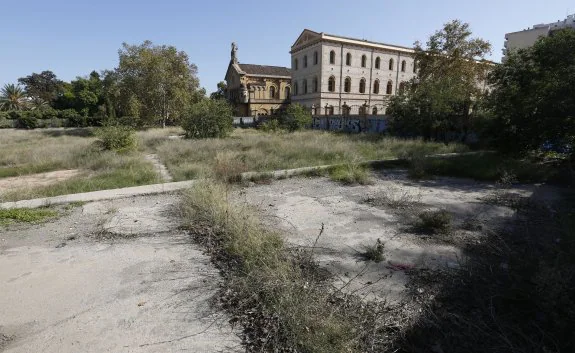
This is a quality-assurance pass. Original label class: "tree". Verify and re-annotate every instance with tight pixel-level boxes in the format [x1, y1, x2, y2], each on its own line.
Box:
[488, 29, 575, 156]
[279, 103, 312, 132]
[0, 84, 28, 111]
[210, 81, 227, 100]
[181, 99, 233, 138]
[115, 41, 201, 127]
[388, 20, 492, 139]
[17, 71, 64, 105]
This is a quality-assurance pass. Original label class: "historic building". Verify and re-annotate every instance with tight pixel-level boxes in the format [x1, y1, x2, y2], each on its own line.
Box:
[224, 43, 291, 117]
[290, 29, 417, 115]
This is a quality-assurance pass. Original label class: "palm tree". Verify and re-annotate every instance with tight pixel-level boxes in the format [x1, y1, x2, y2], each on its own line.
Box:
[0, 84, 28, 111]
[29, 96, 48, 110]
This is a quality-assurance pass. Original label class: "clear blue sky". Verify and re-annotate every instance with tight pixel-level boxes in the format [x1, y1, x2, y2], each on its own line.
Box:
[1, 0, 573, 93]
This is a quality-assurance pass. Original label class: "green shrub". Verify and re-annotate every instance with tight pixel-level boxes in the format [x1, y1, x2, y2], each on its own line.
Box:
[416, 210, 452, 234]
[0, 116, 14, 128]
[16, 114, 37, 129]
[182, 99, 233, 138]
[95, 126, 137, 152]
[279, 103, 312, 132]
[329, 163, 371, 185]
[259, 118, 283, 132]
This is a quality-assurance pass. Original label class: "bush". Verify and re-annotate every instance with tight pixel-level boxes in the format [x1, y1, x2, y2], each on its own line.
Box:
[329, 163, 372, 185]
[259, 118, 283, 132]
[16, 114, 37, 129]
[416, 210, 452, 234]
[361, 239, 385, 262]
[181, 99, 233, 139]
[0, 116, 14, 128]
[279, 103, 312, 132]
[95, 126, 137, 152]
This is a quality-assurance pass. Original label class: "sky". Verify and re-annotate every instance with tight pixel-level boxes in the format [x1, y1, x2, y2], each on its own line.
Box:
[1, 0, 573, 93]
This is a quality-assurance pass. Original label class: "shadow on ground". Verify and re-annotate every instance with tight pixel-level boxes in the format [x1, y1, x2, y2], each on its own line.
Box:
[395, 188, 575, 353]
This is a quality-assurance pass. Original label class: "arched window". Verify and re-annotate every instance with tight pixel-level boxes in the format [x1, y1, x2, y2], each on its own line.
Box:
[285, 86, 290, 99]
[401, 60, 406, 72]
[294, 58, 298, 70]
[269, 86, 276, 99]
[386, 80, 393, 95]
[399, 82, 406, 95]
[375, 57, 381, 69]
[389, 58, 394, 70]
[346, 53, 352, 66]
[361, 55, 367, 68]
[304, 55, 308, 68]
[294, 82, 298, 95]
[359, 78, 366, 93]
[303, 79, 308, 94]
[328, 76, 336, 92]
[372, 107, 378, 115]
[313, 77, 318, 93]
[373, 79, 380, 94]
[314, 51, 318, 65]
[344, 77, 351, 93]
[330, 50, 336, 64]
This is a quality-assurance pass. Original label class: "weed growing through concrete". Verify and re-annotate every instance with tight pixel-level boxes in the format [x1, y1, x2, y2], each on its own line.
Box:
[0, 207, 58, 226]
[416, 210, 452, 234]
[361, 239, 385, 263]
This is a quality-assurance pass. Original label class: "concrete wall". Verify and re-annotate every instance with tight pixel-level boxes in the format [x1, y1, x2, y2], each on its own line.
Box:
[311, 115, 388, 133]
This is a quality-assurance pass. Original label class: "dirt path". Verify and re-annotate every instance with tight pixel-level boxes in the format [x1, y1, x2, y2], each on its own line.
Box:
[144, 154, 173, 182]
[0, 194, 240, 353]
[0, 170, 81, 192]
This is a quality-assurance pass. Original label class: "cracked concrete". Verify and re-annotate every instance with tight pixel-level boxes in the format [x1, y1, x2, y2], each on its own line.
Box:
[0, 194, 240, 353]
[236, 171, 558, 303]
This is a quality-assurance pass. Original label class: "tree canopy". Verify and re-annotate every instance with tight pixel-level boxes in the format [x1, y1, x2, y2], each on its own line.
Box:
[17, 70, 64, 104]
[388, 20, 492, 139]
[488, 29, 575, 155]
[115, 40, 201, 127]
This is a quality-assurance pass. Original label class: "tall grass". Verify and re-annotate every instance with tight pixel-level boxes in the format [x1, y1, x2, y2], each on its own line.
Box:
[0, 129, 160, 201]
[153, 129, 468, 181]
[180, 181, 385, 352]
[0, 129, 95, 177]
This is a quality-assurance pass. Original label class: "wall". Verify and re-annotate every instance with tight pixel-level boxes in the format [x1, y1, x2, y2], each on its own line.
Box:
[292, 38, 417, 114]
[311, 115, 388, 133]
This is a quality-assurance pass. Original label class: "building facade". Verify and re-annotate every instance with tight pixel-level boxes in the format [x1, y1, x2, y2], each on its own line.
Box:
[290, 29, 417, 115]
[503, 14, 575, 59]
[225, 43, 291, 117]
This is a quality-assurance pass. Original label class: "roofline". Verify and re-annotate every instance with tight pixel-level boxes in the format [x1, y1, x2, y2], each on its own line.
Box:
[245, 74, 291, 79]
[290, 29, 415, 54]
[505, 26, 550, 36]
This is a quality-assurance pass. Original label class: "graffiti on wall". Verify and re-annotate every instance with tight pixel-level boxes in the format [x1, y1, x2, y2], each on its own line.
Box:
[312, 116, 387, 133]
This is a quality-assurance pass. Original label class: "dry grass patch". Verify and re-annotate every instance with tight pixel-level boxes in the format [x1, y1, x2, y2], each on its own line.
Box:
[152, 129, 467, 181]
[180, 181, 406, 352]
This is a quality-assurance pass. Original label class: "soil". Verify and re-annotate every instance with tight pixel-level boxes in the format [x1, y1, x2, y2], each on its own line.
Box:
[235, 170, 559, 303]
[0, 194, 240, 353]
[0, 169, 81, 192]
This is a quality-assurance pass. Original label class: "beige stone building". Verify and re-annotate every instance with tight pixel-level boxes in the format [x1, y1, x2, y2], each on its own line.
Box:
[290, 29, 417, 115]
[224, 43, 291, 117]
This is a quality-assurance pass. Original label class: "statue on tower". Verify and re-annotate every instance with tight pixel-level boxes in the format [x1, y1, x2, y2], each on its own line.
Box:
[231, 42, 238, 63]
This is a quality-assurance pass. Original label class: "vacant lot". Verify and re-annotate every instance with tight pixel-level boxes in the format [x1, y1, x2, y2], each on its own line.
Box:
[0, 194, 240, 353]
[1, 127, 467, 201]
[0, 129, 159, 202]
[147, 129, 469, 181]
